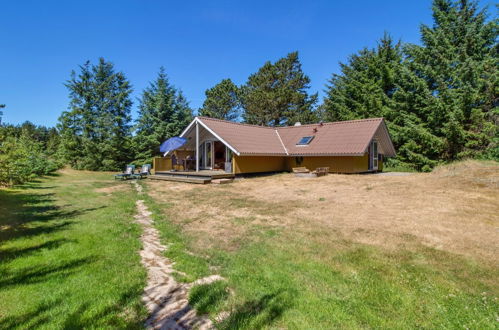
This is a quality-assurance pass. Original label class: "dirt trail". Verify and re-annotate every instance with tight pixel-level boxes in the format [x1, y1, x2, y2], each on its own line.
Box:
[133, 182, 222, 330]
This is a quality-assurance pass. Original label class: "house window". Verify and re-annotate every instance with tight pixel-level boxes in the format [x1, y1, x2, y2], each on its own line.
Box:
[296, 136, 314, 145]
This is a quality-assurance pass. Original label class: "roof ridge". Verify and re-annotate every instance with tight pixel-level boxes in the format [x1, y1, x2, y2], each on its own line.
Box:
[196, 116, 275, 129]
[276, 117, 384, 129]
[197, 116, 384, 130]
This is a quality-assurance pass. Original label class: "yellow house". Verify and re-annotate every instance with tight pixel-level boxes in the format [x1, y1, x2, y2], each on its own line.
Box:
[159, 116, 396, 175]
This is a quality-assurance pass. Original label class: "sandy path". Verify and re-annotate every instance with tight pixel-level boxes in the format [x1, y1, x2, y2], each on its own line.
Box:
[133, 182, 222, 330]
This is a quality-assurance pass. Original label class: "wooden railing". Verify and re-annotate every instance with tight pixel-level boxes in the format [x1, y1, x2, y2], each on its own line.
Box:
[153, 157, 172, 172]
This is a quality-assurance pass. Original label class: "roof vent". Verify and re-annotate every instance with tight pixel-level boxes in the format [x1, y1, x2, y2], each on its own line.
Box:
[294, 122, 301, 126]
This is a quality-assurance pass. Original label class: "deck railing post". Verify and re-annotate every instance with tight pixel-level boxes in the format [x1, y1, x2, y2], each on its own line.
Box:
[195, 120, 199, 172]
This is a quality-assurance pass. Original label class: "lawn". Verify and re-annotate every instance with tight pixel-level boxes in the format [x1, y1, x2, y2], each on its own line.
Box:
[0, 170, 147, 329]
[1, 162, 497, 329]
[143, 160, 499, 329]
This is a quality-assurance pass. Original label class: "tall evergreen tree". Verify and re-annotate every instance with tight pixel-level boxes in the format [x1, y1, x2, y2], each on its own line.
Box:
[199, 79, 240, 121]
[324, 0, 498, 170]
[0, 104, 5, 125]
[323, 34, 443, 170]
[133, 67, 193, 163]
[324, 34, 403, 122]
[58, 58, 133, 170]
[405, 0, 498, 161]
[241, 52, 318, 126]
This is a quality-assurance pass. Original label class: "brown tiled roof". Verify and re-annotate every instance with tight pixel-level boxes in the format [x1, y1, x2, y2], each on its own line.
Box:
[195, 116, 396, 157]
[277, 118, 385, 156]
[197, 117, 285, 155]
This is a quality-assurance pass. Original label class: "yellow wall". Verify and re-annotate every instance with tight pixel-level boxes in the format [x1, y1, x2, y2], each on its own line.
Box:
[233, 156, 286, 174]
[153, 153, 376, 174]
[285, 154, 370, 173]
[232, 154, 373, 174]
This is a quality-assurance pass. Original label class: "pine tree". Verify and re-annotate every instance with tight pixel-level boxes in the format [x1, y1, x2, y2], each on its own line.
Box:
[133, 67, 193, 163]
[324, 34, 402, 121]
[323, 1, 498, 170]
[199, 79, 240, 121]
[241, 52, 318, 126]
[0, 104, 4, 125]
[58, 58, 133, 171]
[323, 34, 443, 170]
[91, 59, 133, 170]
[405, 0, 498, 161]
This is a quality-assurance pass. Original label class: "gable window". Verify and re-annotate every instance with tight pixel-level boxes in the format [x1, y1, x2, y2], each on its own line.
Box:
[296, 136, 314, 145]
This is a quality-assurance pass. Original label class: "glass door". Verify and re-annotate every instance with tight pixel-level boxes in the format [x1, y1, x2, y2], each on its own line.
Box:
[198, 143, 205, 169]
[225, 146, 233, 173]
[204, 141, 213, 169]
[372, 140, 378, 170]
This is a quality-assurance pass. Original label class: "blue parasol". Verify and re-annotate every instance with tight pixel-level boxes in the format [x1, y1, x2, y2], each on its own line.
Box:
[159, 137, 187, 154]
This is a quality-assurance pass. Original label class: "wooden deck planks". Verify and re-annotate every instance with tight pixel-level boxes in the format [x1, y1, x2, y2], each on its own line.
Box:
[148, 175, 211, 184]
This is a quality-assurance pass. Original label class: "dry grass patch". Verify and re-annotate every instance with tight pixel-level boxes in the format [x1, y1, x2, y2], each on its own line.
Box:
[94, 183, 129, 195]
[143, 161, 498, 328]
[146, 160, 498, 263]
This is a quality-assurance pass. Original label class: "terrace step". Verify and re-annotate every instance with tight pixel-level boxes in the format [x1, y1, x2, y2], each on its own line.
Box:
[148, 175, 211, 184]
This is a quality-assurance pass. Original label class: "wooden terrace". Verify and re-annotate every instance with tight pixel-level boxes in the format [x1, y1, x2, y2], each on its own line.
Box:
[149, 170, 235, 184]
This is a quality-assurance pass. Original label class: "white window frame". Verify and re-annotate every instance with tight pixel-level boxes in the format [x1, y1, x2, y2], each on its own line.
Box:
[372, 140, 378, 170]
[203, 141, 213, 170]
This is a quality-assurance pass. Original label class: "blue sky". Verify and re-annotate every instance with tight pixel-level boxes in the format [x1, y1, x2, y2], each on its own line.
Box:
[0, 0, 493, 127]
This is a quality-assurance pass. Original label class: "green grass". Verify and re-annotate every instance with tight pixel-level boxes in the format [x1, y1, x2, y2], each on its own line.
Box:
[189, 281, 230, 315]
[138, 188, 211, 283]
[139, 183, 499, 329]
[4, 171, 495, 329]
[383, 164, 418, 173]
[0, 171, 147, 329]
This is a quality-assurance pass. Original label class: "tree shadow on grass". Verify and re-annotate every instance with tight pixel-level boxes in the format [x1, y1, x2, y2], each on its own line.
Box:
[0, 238, 75, 262]
[0, 298, 63, 329]
[189, 280, 230, 315]
[218, 290, 293, 329]
[0, 285, 145, 329]
[62, 286, 146, 329]
[0, 188, 105, 243]
[0, 256, 96, 289]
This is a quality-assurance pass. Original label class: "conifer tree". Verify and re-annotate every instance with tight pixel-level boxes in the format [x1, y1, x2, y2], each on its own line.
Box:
[323, 34, 443, 170]
[199, 79, 240, 121]
[0, 104, 4, 125]
[241, 52, 318, 126]
[133, 68, 193, 163]
[405, 0, 498, 161]
[58, 58, 133, 170]
[323, 0, 498, 170]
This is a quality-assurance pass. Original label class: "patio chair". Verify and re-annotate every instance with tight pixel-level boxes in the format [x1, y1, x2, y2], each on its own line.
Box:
[114, 165, 135, 180]
[171, 154, 185, 171]
[132, 164, 151, 179]
[313, 167, 329, 177]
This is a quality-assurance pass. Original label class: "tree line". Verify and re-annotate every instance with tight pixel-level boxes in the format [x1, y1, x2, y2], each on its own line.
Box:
[1, 0, 497, 185]
[199, 0, 498, 171]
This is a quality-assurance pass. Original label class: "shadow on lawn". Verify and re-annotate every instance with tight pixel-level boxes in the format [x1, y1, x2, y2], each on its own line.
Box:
[0, 298, 63, 329]
[0, 256, 96, 289]
[62, 286, 145, 328]
[0, 287, 145, 329]
[0, 238, 74, 262]
[0, 188, 105, 243]
[218, 290, 293, 329]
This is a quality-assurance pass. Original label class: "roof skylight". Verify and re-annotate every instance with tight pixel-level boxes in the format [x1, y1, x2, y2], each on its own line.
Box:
[296, 136, 314, 145]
